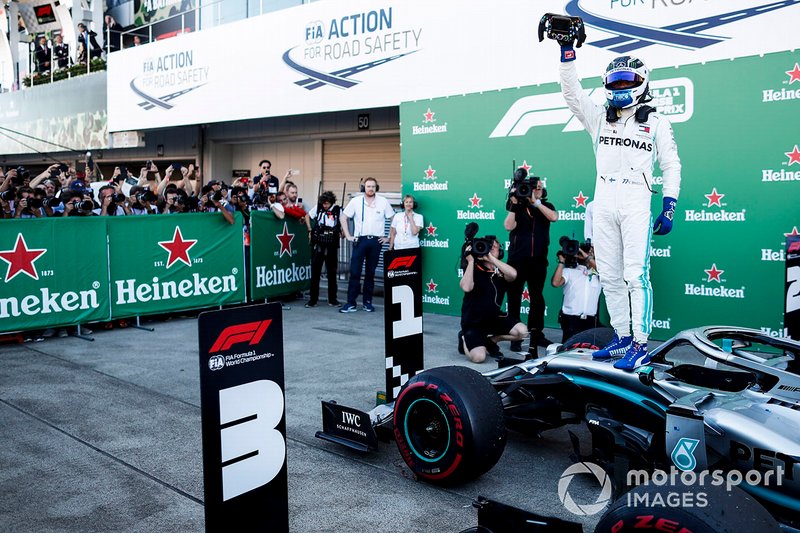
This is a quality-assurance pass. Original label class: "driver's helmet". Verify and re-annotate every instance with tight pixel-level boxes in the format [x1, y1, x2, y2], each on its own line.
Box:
[603, 55, 649, 109]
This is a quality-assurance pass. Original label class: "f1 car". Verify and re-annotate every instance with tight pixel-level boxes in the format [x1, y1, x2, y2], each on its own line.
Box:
[317, 326, 800, 531]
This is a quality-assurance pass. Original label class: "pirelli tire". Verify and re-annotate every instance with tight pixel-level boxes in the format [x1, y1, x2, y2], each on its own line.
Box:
[557, 327, 615, 353]
[593, 481, 780, 533]
[393, 365, 506, 485]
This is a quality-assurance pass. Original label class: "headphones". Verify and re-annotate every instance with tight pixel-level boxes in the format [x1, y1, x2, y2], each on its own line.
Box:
[403, 195, 418, 210]
[360, 177, 380, 193]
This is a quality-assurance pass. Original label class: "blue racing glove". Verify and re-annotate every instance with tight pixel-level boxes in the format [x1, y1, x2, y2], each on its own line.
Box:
[653, 197, 677, 236]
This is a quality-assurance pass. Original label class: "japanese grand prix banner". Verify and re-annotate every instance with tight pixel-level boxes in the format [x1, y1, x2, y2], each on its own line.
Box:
[0, 218, 110, 332]
[108, 213, 246, 318]
[401, 49, 799, 340]
[249, 213, 312, 301]
[106, 0, 800, 132]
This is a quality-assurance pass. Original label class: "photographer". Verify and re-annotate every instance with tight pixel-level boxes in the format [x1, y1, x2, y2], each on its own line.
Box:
[306, 191, 342, 308]
[504, 168, 558, 352]
[10, 187, 42, 219]
[62, 191, 96, 217]
[95, 185, 129, 216]
[458, 226, 528, 363]
[160, 187, 186, 214]
[552, 238, 602, 342]
[198, 185, 235, 225]
[128, 186, 158, 215]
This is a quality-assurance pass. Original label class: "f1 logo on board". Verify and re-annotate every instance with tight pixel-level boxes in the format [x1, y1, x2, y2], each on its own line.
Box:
[210, 320, 272, 352]
[387, 256, 416, 270]
[489, 78, 694, 138]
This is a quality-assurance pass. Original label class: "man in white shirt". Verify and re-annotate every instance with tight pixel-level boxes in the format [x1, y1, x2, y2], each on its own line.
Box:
[339, 177, 394, 313]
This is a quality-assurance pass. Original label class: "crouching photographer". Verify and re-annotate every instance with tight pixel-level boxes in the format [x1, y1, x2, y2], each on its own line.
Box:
[551, 237, 602, 342]
[458, 223, 528, 364]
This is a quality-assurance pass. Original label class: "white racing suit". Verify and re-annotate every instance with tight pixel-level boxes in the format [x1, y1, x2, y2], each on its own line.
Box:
[560, 61, 681, 343]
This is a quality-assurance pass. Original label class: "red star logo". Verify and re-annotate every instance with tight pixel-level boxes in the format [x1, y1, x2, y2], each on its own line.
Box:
[427, 278, 438, 293]
[785, 145, 800, 166]
[425, 223, 437, 237]
[785, 226, 800, 237]
[573, 191, 589, 208]
[423, 108, 435, 122]
[521, 287, 530, 302]
[0, 233, 46, 282]
[424, 165, 436, 179]
[787, 63, 800, 84]
[469, 193, 482, 208]
[519, 160, 532, 172]
[704, 188, 724, 208]
[158, 226, 198, 268]
[704, 264, 724, 283]
[276, 222, 295, 258]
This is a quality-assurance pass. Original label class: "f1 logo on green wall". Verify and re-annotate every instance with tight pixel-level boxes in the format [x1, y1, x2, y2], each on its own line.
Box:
[489, 78, 694, 138]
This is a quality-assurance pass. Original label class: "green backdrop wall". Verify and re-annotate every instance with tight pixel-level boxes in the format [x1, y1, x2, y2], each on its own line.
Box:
[401, 50, 799, 341]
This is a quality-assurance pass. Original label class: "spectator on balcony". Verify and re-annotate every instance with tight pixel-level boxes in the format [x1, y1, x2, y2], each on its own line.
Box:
[103, 15, 122, 54]
[34, 36, 51, 73]
[53, 34, 70, 69]
[76, 23, 102, 63]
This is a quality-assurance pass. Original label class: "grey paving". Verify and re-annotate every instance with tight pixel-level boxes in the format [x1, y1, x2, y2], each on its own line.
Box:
[0, 294, 616, 532]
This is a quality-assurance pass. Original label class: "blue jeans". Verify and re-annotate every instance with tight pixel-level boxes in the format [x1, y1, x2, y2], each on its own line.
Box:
[346, 237, 381, 306]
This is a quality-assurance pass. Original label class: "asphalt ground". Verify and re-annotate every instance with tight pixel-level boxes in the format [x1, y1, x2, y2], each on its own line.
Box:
[0, 291, 633, 533]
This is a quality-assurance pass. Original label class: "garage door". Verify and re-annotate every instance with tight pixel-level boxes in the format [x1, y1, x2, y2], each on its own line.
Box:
[322, 136, 400, 199]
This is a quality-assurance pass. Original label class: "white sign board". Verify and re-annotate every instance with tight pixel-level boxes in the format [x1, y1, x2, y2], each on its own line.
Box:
[107, 0, 800, 132]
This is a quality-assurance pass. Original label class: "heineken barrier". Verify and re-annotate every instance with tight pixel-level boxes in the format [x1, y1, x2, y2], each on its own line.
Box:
[1, 213, 316, 333]
[401, 50, 798, 339]
[108, 213, 246, 317]
[0, 218, 110, 331]
[250, 213, 312, 301]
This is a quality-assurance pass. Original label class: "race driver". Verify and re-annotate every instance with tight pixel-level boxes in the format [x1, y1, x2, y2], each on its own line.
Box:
[549, 17, 681, 370]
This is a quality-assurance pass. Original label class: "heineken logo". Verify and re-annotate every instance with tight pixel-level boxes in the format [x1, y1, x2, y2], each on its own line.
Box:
[426, 278, 438, 293]
[421, 222, 449, 248]
[0, 233, 46, 282]
[422, 294, 449, 305]
[761, 248, 786, 262]
[762, 145, 800, 182]
[761, 63, 800, 102]
[116, 273, 238, 304]
[458, 193, 495, 220]
[276, 222, 295, 258]
[157, 227, 198, 268]
[684, 264, 745, 299]
[573, 191, 589, 209]
[412, 108, 447, 135]
[425, 223, 437, 237]
[255, 264, 311, 288]
[1, 287, 99, 318]
[685, 190, 745, 222]
[521, 287, 530, 302]
[413, 165, 448, 191]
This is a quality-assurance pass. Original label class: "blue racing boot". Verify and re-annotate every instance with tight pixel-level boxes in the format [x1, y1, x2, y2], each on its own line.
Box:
[614, 341, 650, 371]
[593, 333, 632, 359]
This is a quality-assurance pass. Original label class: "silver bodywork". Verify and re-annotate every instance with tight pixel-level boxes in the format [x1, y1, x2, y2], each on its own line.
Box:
[481, 326, 800, 522]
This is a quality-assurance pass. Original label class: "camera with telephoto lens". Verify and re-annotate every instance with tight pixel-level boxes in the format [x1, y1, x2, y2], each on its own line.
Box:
[559, 236, 592, 269]
[460, 222, 502, 269]
[44, 196, 62, 208]
[136, 191, 156, 203]
[510, 167, 533, 200]
[184, 196, 200, 212]
[76, 199, 94, 213]
[110, 193, 126, 204]
[0, 188, 16, 202]
[27, 197, 44, 209]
